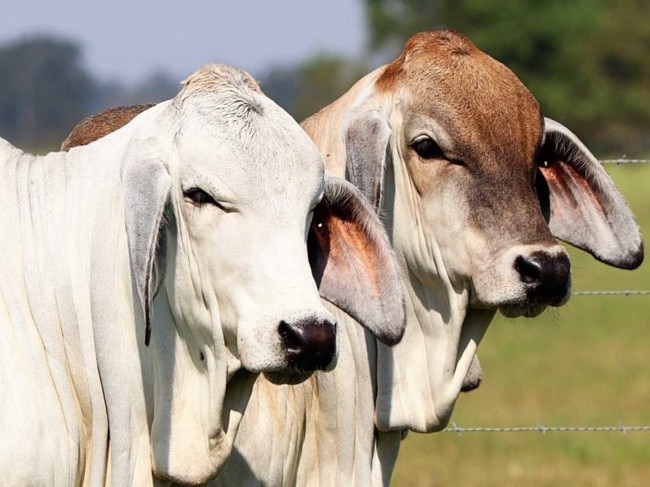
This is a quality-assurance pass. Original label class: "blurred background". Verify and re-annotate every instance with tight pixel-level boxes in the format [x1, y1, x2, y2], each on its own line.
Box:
[2, 0, 650, 155]
[3, 1, 649, 485]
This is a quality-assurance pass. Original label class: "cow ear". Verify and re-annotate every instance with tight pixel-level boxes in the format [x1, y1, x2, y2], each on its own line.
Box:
[122, 157, 171, 345]
[344, 109, 392, 211]
[308, 174, 405, 346]
[539, 118, 643, 269]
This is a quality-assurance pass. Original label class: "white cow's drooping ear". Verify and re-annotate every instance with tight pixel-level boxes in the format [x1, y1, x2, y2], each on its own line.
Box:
[308, 174, 405, 346]
[539, 118, 643, 269]
[344, 110, 392, 211]
[123, 158, 171, 345]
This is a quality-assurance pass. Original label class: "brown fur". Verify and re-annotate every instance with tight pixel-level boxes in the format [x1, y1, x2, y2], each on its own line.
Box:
[61, 103, 155, 151]
[377, 30, 543, 167]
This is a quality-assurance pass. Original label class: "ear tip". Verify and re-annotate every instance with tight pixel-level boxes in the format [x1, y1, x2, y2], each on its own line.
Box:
[620, 243, 644, 270]
[377, 327, 405, 346]
[373, 306, 406, 347]
[594, 241, 644, 269]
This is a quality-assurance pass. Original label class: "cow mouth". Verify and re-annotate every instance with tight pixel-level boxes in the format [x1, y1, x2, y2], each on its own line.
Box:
[498, 289, 570, 318]
[498, 301, 548, 318]
[477, 267, 572, 318]
[471, 288, 557, 318]
[263, 370, 314, 385]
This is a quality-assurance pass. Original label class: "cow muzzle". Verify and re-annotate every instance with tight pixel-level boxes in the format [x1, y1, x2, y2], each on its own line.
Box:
[237, 307, 338, 375]
[515, 251, 571, 303]
[499, 248, 571, 317]
[279, 317, 336, 372]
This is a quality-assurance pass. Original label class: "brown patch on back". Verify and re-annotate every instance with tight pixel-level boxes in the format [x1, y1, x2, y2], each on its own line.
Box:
[61, 103, 155, 150]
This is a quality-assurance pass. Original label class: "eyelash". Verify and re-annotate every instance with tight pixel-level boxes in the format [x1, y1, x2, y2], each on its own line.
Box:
[183, 188, 226, 210]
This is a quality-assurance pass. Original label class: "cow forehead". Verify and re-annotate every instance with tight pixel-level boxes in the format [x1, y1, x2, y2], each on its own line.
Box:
[175, 102, 325, 207]
[378, 31, 543, 164]
[163, 64, 326, 210]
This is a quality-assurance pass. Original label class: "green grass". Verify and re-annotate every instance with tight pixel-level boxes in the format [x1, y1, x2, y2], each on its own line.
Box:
[392, 164, 650, 486]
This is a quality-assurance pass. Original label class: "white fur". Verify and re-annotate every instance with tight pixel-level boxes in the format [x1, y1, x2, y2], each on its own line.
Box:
[0, 64, 336, 486]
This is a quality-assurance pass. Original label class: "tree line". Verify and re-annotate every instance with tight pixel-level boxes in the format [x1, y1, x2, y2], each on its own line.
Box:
[0, 36, 182, 152]
[1, 0, 648, 155]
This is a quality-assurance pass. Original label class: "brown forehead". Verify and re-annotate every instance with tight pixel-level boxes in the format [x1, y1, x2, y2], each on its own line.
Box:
[377, 31, 543, 162]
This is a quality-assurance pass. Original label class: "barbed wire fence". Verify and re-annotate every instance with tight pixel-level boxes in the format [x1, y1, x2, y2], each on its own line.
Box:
[600, 158, 650, 164]
[443, 156, 650, 435]
[444, 424, 650, 435]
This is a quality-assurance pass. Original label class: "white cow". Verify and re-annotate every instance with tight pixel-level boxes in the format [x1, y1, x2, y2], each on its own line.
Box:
[64, 107, 407, 486]
[298, 29, 643, 483]
[0, 64, 405, 487]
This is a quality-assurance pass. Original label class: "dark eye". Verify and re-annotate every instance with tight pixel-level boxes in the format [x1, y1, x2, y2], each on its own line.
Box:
[184, 188, 223, 209]
[412, 137, 444, 159]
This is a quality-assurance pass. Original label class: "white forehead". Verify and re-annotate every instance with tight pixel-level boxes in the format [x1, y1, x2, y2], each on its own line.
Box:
[169, 64, 324, 204]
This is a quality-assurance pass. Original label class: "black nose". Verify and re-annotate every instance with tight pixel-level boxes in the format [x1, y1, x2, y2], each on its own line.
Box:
[515, 251, 571, 305]
[278, 319, 336, 371]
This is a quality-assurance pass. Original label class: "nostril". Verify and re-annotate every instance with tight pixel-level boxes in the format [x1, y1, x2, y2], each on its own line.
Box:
[278, 320, 303, 353]
[515, 255, 542, 283]
[278, 319, 336, 372]
[515, 251, 572, 304]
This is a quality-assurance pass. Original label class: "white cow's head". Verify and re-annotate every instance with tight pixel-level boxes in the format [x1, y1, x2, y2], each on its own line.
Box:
[302, 31, 643, 433]
[64, 64, 405, 483]
[125, 65, 346, 374]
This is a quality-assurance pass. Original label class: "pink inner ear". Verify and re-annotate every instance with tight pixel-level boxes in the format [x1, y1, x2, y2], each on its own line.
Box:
[330, 215, 380, 293]
[310, 207, 380, 297]
[539, 161, 606, 220]
[308, 202, 404, 345]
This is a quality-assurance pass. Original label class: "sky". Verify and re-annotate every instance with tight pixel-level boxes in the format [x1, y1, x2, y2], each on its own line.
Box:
[1, 0, 367, 84]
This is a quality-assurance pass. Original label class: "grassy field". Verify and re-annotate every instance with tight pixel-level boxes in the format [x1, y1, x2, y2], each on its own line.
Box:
[392, 163, 650, 486]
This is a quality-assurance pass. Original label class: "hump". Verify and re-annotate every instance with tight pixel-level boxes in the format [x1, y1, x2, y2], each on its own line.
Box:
[61, 104, 155, 150]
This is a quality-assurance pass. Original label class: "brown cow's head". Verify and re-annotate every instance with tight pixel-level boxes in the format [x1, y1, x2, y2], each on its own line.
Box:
[343, 31, 641, 319]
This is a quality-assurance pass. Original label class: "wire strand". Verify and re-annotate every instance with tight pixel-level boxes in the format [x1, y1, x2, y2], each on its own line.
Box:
[573, 290, 650, 296]
[445, 422, 650, 434]
[600, 159, 650, 164]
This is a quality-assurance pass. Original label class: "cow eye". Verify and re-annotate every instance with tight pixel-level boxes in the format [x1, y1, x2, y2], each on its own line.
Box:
[412, 136, 444, 160]
[184, 188, 225, 210]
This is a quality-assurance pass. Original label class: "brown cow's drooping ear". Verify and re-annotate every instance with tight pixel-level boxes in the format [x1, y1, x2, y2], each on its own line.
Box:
[308, 174, 405, 346]
[123, 157, 171, 345]
[539, 118, 643, 269]
[344, 110, 392, 211]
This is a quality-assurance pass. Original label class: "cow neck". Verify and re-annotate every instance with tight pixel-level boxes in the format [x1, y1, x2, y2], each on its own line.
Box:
[374, 144, 494, 433]
[0, 138, 151, 484]
[75, 136, 157, 484]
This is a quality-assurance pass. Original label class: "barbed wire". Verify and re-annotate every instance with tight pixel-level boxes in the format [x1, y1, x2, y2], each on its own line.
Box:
[600, 158, 650, 164]
[573, 289, 650, 296]
[444, 422, 650, 435]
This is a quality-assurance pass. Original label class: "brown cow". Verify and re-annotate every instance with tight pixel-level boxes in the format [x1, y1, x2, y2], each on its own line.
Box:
[299, 29, 642, 482]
